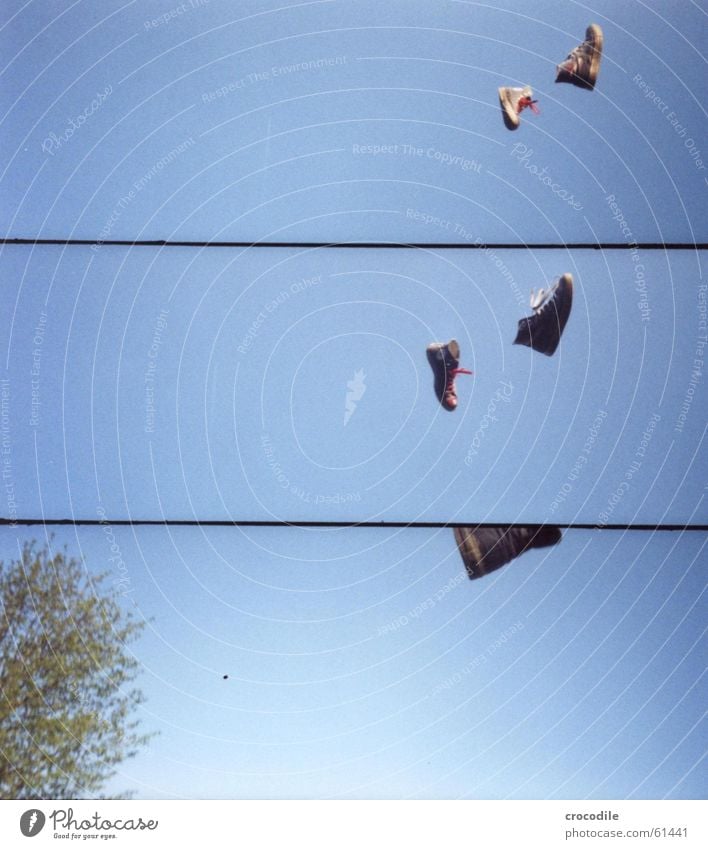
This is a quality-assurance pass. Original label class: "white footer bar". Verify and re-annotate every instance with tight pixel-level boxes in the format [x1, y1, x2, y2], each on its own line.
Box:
[1, 800, 706, 848]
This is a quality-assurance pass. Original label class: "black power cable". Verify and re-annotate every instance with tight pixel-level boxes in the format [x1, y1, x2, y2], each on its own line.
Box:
[2, 518, 706, 531]
[2, 238, 706, 251]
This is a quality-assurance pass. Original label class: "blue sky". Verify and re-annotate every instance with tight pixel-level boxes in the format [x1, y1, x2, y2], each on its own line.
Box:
[0, 0, 706, 245]
[1, 245, 705, 525]
[1, 523, 703, 800]
[0, 0, 706, 800]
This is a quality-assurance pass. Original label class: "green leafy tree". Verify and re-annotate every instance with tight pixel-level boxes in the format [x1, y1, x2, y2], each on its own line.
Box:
[0, 541, 152, 799]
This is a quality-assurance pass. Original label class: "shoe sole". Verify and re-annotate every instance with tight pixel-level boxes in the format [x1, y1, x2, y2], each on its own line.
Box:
[557, 274, 573, 327]
[498, 88, 520, 130]
[585, 24, 603, 90]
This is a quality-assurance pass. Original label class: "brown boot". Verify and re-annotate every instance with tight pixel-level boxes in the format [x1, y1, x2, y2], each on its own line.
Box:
[555, 24, 604, 90]
[454, 526, 562, 580]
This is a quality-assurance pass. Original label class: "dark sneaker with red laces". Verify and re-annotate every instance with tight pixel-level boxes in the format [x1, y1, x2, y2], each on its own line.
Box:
[454, 525, 562, 580]
[426, 339, 472, 411]
[498, 85, 540, 130]
[555, 24, 603, 90]
[513, 273, 573, 356]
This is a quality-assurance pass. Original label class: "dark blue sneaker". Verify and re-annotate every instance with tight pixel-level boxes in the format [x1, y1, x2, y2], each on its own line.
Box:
[513, 273, 573, 356]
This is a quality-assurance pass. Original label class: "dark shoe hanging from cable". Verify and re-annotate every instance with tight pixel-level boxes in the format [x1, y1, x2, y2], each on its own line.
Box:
[513, 273, 573, 356]
[454, 525, 562, 580]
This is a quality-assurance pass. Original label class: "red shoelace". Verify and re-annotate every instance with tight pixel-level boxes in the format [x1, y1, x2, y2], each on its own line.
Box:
[446, 367, 473, 396]
[517, 96, 540, 115]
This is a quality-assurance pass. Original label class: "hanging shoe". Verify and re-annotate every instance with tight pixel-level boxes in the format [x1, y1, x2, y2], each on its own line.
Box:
[513, 273, 573, 356]
[426, 339, 472, 411]
[454, 525, 562, 580]
[498, 85, 540, 130]
[555, 24, 604, 90]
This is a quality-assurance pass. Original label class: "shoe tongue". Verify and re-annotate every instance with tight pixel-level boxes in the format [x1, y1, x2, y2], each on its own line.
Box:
[444, 347, 459, 368]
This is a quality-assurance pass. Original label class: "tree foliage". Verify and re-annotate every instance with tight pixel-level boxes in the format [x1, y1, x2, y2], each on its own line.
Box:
[0, 541, 151, 799]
